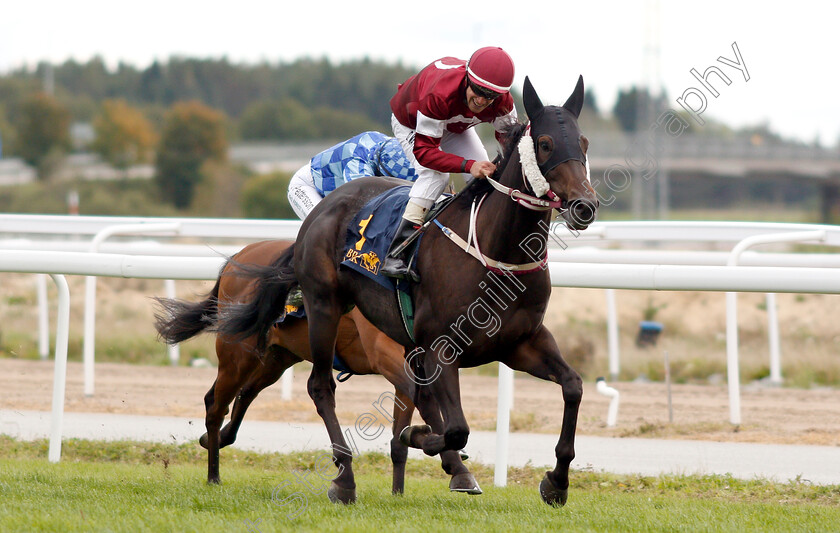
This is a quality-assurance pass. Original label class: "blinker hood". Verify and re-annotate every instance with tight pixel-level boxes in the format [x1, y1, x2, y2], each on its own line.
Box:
[522, 75, 587, 174]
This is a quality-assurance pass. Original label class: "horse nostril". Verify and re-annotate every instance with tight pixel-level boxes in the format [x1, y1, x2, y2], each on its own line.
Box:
[570, 199, 596, 226]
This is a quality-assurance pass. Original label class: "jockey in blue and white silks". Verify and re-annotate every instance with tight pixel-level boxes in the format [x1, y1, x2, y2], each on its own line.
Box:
[287, 131, 418, 219]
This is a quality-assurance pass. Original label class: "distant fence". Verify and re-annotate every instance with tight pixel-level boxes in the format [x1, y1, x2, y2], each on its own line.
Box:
[0, 214, 301, 241]
[587, 132, 840, 161]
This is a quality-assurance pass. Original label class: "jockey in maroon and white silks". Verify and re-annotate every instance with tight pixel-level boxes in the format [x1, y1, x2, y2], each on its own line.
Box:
[390, 57, 517, 179]
[382, 46, 518, 280]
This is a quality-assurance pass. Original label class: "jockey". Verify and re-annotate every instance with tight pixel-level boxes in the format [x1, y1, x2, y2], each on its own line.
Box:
[381, 46, 518, 280]
[287, 131, 417, 220]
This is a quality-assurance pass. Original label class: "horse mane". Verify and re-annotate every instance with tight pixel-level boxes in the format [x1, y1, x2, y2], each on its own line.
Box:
[457, 122, 527, 204]
[495, 122, 527, 175]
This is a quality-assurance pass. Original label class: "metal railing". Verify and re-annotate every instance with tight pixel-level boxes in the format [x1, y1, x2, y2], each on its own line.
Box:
[2, 216, 839, 484]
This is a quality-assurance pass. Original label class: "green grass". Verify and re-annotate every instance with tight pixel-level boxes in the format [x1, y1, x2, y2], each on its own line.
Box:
[1, 437, 839, 532]
[0, 335, 175, 366]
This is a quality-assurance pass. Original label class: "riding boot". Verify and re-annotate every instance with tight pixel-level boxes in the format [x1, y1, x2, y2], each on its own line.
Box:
[381, 217, 422, 281]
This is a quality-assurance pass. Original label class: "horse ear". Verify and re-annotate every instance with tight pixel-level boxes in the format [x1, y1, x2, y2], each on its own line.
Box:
[523, 76, 544, 120]
[562, 75, 585, 118]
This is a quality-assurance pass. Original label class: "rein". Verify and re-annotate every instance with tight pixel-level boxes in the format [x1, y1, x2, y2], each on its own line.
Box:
[430, 126, 558, 275]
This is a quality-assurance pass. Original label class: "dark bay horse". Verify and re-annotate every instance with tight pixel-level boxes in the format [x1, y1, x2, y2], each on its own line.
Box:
[217, 77, 597, 506]
[153, 239, 477, 494]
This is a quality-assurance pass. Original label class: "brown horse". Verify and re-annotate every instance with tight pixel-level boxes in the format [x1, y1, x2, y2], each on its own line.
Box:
[153, 239, 478, 494]
[217, 76, 597, 506]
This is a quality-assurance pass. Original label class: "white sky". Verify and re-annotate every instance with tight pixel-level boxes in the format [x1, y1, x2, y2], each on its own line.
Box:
[1, 0, 838, 145]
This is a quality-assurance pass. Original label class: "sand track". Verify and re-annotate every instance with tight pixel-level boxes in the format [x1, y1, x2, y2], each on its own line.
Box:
[2, 358, 838, 447]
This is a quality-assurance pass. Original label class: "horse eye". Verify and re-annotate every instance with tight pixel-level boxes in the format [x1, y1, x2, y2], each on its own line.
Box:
[580, 135, 590, 155]
[539, 140, 551, 153]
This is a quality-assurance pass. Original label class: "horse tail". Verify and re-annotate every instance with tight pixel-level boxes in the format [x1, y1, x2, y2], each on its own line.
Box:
[216, 242, 297, 351]
[153, 269, 223, 345]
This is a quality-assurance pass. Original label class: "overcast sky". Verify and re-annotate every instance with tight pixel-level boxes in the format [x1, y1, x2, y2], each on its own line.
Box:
[1, 0, 838, 145]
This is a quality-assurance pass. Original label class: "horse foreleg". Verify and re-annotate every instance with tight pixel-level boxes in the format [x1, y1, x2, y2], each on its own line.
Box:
[306, 303, 357, 504]
[413, 380, 481, 494]
[504, 326, 582, 507]
[414, 356, 470, 458]
[389, 388, 480, 494]
[372, 340, 476, 495]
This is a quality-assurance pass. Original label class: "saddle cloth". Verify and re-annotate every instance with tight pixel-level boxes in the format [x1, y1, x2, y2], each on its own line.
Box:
[339, 185, 419, 341]
[340, 185, 415, 289]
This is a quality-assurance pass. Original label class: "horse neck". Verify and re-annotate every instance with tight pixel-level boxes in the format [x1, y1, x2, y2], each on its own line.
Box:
[474, 150, 553, 265]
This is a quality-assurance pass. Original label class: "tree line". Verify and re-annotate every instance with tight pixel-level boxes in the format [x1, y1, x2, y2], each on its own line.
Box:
[0, 55, 784, 213]
[0, 57, 425, 209]
[1, 56, 415, 136]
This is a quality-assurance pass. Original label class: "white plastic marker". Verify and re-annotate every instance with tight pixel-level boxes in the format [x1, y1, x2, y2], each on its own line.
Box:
[596, 377, 620, 427]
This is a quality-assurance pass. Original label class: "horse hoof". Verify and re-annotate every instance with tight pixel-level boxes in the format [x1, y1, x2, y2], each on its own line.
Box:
[327, 481, 356, 504]
[458, 449, 470, 461]
[398, 424, 432, 448]
[449, 472, 482, 495]
[199, 433, 209, 449]
[539, 473, 568, 506]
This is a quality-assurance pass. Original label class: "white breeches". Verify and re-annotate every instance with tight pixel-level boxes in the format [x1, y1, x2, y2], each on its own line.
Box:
[287, 163, 323, 220]
[391, 114, 490, 209]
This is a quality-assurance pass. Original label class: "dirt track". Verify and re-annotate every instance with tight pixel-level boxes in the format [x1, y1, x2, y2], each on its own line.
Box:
[2, 358, 839, 447]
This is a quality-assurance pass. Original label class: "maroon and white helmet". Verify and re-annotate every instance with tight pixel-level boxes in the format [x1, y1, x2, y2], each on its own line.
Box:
[466, 46, 515, 94]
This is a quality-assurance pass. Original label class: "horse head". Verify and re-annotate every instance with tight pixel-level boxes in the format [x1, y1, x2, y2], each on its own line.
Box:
[521, 75, 598, 230]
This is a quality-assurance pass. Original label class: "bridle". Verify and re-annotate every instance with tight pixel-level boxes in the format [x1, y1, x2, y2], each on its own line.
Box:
[427, 77, 594, 276]
[431, 124, 586, 274]
[483, 124, 588, 213]
[484, 175, 566, 212]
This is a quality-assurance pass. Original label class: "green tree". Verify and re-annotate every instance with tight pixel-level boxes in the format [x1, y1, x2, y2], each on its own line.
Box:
[0, 77, 40, 126]
[2, 57, 422, 141]
[139, 60, 169, 103]
[613, 86, 644, 133]
[612, 86, 668, 133]
[583, 87, 599, 115]
[0, 107, 17, 158]
[154, 101, 227, 209]
[239, 98, 317, 140]
[311, 106, 385, 139]
[240, 171, 296, 219]
[92, 99, 158, 168]
[190, 160, 249, 217]
[238, 100, 283, 140]
[16, 92, 71, 178]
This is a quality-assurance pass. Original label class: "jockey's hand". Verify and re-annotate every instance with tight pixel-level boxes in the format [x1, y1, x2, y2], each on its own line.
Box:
[470, 161, 496, 180]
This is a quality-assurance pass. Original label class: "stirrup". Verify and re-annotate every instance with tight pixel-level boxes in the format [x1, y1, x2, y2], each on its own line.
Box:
[381, 256, 411, 280]
[405, 253, 420, 283]
[381, 252, 420, 283]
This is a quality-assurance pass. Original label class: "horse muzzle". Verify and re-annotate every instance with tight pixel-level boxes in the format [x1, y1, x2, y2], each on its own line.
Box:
[563, 198, 598, 230]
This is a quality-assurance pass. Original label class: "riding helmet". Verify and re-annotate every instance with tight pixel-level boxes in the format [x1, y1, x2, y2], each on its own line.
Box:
[466, 46, 515, 94]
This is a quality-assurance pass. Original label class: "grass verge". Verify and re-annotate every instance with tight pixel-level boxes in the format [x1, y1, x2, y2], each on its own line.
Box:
[1, 437, 839, 532]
